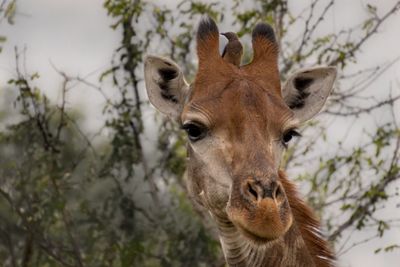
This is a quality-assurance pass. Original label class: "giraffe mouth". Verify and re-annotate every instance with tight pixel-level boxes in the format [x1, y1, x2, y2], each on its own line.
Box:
[226, 196, 293, 243]
[234, 221, 282, 244]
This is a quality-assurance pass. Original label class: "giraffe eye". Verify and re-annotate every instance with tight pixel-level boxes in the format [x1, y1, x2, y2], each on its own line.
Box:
[282, 130, 300, 147]
[182, 122, 208, 142]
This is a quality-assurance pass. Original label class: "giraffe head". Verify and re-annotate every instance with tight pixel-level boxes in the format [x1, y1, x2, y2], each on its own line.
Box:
[144, 17, 336, 243]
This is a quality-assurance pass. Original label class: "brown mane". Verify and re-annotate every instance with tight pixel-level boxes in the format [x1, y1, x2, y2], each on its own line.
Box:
[279, 170, 336, 267]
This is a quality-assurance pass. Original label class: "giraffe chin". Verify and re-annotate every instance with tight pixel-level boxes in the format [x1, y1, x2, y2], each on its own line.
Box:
[226, 199, 293, 244]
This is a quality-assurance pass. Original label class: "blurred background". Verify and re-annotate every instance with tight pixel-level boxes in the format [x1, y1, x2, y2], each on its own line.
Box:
[0, 0, 399, 266]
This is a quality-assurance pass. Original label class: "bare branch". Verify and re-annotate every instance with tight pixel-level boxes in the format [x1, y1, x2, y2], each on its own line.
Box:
[330, 2, 400, 66]
[326, 94, 400, 116]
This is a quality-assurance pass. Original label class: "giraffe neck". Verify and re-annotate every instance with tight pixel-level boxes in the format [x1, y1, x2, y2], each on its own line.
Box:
[212, 171, 336, 267]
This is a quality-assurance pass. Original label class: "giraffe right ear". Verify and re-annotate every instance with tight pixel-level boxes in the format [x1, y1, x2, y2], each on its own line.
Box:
[144, 55, 189, 119]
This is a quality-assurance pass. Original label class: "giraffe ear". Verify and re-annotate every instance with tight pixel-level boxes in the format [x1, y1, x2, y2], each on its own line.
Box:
[283, 67, 337, 122]
[144, 55, 189, 119]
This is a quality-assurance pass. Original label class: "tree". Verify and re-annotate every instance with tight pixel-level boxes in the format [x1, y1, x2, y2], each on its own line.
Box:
[0, 0, 399, 266]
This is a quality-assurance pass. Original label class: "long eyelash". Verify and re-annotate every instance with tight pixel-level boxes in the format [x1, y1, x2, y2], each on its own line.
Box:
[291, 130, 301, 137]
[181, 121, 203, 130]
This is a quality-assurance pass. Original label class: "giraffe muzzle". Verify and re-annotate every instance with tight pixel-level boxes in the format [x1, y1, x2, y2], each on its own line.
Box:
[226, 176, 293, 242]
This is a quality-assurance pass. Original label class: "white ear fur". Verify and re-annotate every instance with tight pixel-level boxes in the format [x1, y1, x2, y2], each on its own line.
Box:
[144, 55, 189, 119]
[282, 67, 336, 122]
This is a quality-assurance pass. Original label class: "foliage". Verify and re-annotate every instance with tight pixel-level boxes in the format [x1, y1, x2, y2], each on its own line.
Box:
[0, 0, 400, 266]
[0, 0, 16, 53]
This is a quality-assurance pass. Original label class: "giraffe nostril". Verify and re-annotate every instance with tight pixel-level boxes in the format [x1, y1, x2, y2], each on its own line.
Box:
[243, 179, 283, 203]
[247, 182, 259, 201]
[273, 183, 283, 200]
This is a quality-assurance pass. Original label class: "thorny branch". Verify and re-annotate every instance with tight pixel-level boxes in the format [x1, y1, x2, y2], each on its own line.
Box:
[328, 118, 400, 242]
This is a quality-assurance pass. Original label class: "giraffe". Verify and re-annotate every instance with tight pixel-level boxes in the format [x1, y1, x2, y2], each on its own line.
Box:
[144, 16, 337, 267]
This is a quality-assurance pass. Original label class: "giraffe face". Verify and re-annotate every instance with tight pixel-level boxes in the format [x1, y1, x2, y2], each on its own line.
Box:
[182, 76, 296, 241]
[144, 17, 336, 243]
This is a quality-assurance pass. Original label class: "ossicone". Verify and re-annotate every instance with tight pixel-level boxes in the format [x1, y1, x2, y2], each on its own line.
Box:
[196, 15, 220, 65]
[251, 22, 279, 64]
[197, 15, 219, 41]
[252, 23, 277, 44]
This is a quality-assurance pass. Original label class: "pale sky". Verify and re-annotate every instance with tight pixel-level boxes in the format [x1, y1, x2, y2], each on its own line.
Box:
[1, 0, 400, 266]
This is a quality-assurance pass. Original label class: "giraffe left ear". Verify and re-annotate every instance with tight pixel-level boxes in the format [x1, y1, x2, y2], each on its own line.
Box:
[282, 67, 337, 122]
